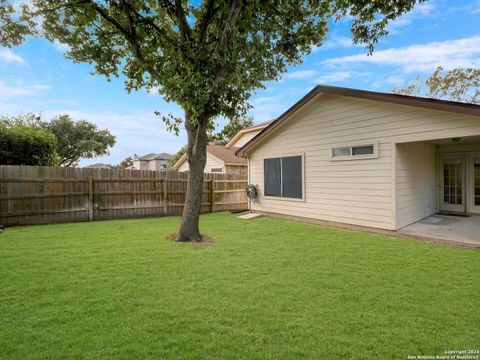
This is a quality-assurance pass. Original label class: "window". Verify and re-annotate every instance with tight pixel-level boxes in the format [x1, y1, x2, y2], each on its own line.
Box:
[331, 143, 377, 160]
[332, 147, 351, 157]
[264, 156, 303, 199]
[352, 145, 374, 156]
[211, 168, 223, 173]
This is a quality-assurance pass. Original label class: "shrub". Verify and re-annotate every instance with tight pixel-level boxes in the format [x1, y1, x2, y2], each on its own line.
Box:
[0, 125, 57, 166]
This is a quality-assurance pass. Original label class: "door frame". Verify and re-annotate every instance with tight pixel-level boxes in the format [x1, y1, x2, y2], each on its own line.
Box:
[470, 152, 480, 214]
[438, 155, 467, 213]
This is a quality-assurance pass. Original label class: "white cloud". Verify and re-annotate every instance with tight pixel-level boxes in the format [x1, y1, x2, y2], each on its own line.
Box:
[470, 0, 480, 14]
[0, 80, 50, 99]
[284, 70, 318, 80]
[387, 1, 437, 33]
[52, 39, 69, 52]
[322, 36, 480, 73]
[370, 75, 407, 90]
[315, 71, 353, 84]
[0, 49, 25, 64]
[249, 86, 314, 122]
[38, 109, 185, 166]
[448, 1, 480, 15]
[312, 36, 357, 52]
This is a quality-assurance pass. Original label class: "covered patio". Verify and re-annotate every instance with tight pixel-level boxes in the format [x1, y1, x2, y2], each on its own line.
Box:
[395, 134, 480, 247]
[399, 214, 480, 247]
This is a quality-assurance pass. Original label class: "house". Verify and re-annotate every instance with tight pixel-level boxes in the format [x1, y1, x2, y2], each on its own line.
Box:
[225, 121, 273, 148]
[174, 145, 248, 175]
[236, 85, 480, 231]
[131, 152, 172, 171]
[84, 163, 112, 169]
[173, 121, 271, 175]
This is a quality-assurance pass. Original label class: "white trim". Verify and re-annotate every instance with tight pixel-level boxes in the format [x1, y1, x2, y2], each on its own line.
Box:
[263, 153, 305, 202]
[390, 143, 397, 230]
[469, 152, 480, 214]
[225, 123, 270, 147]
[438, 155, 467, 213]
[172, 153, 187, 170]
[329, 140, 379, 161]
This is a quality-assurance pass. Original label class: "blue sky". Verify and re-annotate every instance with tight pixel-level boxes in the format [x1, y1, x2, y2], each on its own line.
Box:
[1, 0, 479, 166]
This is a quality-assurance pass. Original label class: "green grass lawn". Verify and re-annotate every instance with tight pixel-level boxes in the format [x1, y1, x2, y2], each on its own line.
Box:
[0, 212, 478, 359]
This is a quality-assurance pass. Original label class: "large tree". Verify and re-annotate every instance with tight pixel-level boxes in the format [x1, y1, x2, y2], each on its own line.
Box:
[0, 123, 57, 166]
[1, 113, 116, 167]
[393, 66, 480, 104]
[1, 0, 424, 241]
[44, 115, 116, 167]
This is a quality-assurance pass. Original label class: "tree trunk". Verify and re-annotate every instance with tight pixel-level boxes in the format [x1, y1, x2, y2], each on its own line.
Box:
[176, 110, 209, 241]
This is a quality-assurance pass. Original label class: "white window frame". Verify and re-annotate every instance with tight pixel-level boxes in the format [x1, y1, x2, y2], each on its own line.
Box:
[263, 153, 305, 202]
[330, 140, 379, 161]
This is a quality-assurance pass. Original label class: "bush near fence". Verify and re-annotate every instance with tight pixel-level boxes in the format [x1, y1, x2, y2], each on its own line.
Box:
[0, 165, 248, 226]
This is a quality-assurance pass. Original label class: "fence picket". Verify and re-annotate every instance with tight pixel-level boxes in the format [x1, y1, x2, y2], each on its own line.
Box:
[0, 165, 247, 226]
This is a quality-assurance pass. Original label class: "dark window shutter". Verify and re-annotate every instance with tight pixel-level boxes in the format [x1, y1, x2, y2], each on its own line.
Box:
[282, 156, 302, 199]
[264, 158, 281, 196]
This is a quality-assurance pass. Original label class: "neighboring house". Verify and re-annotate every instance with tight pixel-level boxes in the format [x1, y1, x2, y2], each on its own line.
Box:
[131, 152, 172, 171]
[85, 163, 112, 169]
[173, 121, 271, 175]
[236, 85, 480, 231]
[175, 145, 248, 175]
[225, 121, 273, 148]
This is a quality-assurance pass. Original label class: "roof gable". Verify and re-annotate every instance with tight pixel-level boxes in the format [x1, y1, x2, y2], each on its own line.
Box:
[236, 85, 480, 157]
[173, 145, 247, 169]
[225, 121, 272, 147]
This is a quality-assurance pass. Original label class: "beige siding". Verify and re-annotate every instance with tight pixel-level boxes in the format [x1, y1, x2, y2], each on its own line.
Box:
[230, 130, 262, 148]
[177, 153, 225, 173]
[177, 160, 189, 172]
[396, 142, 437, 229]
[248, 94, 480, 230]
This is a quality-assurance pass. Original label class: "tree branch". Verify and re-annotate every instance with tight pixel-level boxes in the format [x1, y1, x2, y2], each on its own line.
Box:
[86, 1, 163, 81]
[120, 1, 176, 45]
[199, 0, 216, 45]
[213, 0, 242, 89]
[174, 0, 192, 40]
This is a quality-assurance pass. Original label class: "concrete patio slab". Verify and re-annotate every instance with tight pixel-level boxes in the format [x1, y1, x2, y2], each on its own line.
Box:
[237, 212, 263, 220]
[399, 214, 480, 247]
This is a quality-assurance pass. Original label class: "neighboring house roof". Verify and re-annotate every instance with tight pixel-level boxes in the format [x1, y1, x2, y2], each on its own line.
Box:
[207, 145, 247, 164]
[173, 145, 247, 170]
[85, 163, 111, 169]
[236, 85, 480, 157]
[135, 152, 172, 161]
[225, 120, 273, 148]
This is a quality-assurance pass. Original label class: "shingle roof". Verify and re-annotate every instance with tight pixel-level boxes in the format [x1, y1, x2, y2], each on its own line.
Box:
[207, 145, 247, 164]
[137, 152, 172, 160]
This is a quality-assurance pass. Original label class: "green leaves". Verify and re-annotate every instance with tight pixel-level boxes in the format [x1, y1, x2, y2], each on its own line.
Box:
[425, 66, 480, 104]
[0, 0, 424, 125]
[208, 116, 254, 145]
[0, 113, 116, 167]
[393, 66, 480, 104]
[0, 122, 57, 166]
[44, 114, 116, 167]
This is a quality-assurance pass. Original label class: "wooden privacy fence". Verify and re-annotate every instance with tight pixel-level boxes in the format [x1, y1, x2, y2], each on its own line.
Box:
[0, 165, 248, 226]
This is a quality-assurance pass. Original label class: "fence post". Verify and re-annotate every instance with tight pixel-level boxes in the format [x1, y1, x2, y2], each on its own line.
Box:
[163, 178, 168, 215]
[88, 175, 94, 221]
[210, 178, 215, 213]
